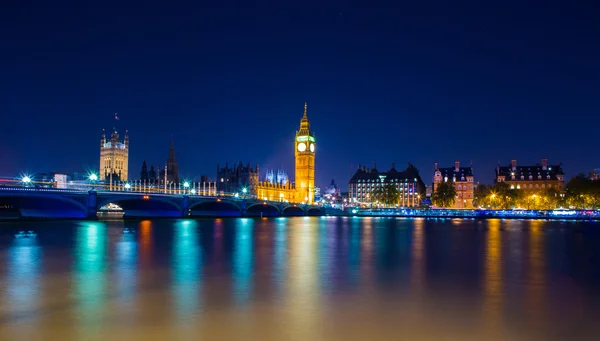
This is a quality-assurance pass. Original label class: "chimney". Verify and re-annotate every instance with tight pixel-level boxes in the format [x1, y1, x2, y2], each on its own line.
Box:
[455, 160, 460, 172]
[511, 159, 517, 171]
[391, 162, 395, 169]
[434, 162, 438, 171]
[542, 158, 548, 170]
[357, 163, 361, 170]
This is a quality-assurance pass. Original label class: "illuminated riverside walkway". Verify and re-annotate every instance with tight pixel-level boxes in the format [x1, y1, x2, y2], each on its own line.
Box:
[352, 208, 600, 221]
[0, 186, 324, 219]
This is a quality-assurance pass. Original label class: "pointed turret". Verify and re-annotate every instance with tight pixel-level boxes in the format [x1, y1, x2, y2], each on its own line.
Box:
[141, 160, 149, 181]
[166, 139, 179, 183]
[101, 129, 106, 148]
[169, 139, 176, 159]
[111, 129, 119, 142]
[297, 102, 311, 136]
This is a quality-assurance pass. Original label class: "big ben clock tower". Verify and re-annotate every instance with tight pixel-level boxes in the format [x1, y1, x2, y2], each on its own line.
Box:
[294, 103, 316, 204]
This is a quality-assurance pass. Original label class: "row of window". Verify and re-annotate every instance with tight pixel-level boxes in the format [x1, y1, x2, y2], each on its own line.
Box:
[499, 175, 564, 182]
[354, 178, 417, 183]
[510, 183, 559, 189]
[104, 159, 125, 170]
[353, 184, 415, 188]
[438, 176, 474, 182]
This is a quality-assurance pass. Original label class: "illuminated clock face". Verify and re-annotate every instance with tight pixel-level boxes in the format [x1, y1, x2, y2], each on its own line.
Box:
[297, 142, 306, 152]
[309, 143, 315, 152]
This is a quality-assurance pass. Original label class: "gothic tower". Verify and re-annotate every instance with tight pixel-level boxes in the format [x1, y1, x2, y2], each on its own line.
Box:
[166, 140, 179, 183]
[294, 103, 316, 204]
[99, 129, 129, 181]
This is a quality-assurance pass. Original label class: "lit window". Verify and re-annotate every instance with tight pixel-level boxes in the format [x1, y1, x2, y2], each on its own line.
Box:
[510, 185, 514, 189]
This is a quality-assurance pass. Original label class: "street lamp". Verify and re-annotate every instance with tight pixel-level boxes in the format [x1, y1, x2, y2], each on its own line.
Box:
[242, 187, 247, 194]
[88, 173, 98, 181]
[124, 183, 131, 190]
[22, 176, 31, 184]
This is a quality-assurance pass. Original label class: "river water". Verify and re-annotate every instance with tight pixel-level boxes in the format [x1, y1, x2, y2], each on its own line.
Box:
[1, 217, 599, 340]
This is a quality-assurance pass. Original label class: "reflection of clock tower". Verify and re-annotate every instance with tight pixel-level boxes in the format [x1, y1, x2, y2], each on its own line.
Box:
[294, 103, 316, 204]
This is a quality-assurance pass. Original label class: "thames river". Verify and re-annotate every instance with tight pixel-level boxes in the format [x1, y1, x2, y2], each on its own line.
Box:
[1, 217, 599, 340]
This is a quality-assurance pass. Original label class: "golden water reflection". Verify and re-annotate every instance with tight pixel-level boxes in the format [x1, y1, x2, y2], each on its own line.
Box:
[0, 218, 598, 340]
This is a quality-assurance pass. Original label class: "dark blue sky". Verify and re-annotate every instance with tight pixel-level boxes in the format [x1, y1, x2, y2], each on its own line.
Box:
[1, 1, 599, 187]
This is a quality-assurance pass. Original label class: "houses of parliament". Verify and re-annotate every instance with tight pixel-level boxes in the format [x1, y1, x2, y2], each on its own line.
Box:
[99, 129, 179, 184]
[100, 103, 317, 204]
[217, 103, 317, 204]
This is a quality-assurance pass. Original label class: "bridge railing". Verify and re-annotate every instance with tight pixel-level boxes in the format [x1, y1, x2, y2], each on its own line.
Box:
[0, 185, 321, 208]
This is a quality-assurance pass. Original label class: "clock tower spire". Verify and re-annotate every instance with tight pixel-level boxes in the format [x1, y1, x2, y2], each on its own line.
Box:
[294, 102, 316, 204]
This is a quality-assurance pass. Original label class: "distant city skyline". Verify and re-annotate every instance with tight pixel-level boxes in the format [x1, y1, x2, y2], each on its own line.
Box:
[1, 2, 599, 187]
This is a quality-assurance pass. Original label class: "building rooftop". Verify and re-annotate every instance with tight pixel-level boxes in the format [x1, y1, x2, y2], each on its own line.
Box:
[496, 159, 564, 181]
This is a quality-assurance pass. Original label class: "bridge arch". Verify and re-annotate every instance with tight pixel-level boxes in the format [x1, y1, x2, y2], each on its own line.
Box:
[96, 195, 182, 218]
[246, 203, 280, 217]
[282, 205, 305, 216]
[0, 192, 89, 219]
[189, 200, 242, 217]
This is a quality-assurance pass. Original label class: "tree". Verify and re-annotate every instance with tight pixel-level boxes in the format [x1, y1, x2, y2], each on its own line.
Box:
[372, 183, 400, 207]
[432, 181, 457, 208]
[473, 184, 491, 208]
[565, 175, 600, 209]
[383, 183, 400, 206]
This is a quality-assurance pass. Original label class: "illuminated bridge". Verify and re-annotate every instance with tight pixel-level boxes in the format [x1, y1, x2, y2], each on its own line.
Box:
[0, 187, 325, 219]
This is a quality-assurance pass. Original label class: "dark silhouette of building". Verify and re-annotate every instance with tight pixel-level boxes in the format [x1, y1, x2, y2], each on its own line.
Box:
[140, 161, 149, 181]
[148, 165, 157, 182]
[165, 141, 179, 183]
[216, 162, 258, 194]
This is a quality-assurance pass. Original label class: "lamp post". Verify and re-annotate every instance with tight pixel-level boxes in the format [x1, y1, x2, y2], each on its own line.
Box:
[21, 176, 32, 187]
[183, 181, 190, 194]
[88, 173, 98, 191]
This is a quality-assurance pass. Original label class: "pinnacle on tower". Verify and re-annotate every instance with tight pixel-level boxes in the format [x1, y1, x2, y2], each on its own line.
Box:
[298, 102, 311, 136]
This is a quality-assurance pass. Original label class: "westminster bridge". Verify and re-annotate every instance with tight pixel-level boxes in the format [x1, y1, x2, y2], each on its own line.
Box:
[0, 187, 325, 219]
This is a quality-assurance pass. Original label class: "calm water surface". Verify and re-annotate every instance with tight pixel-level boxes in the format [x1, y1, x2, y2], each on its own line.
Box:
[1, 217, 600, 340]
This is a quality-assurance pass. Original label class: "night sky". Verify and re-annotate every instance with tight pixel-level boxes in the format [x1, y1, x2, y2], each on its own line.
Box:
[1, 1, 599, 188]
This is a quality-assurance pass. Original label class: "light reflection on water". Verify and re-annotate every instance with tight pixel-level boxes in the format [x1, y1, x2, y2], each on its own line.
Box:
[73, 221, 107, 335]
[0, 217, 599, 340]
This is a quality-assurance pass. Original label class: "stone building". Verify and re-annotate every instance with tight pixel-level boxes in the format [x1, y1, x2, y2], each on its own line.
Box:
[99, 129, 129, 182]
[348, 163, 424, 207]
[216, 162, 259, 194]
[433, 160, 475, 209]
[495, 158, 565, 191]
[215, 104, 316, 203]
